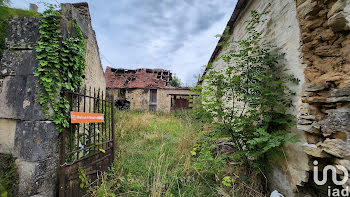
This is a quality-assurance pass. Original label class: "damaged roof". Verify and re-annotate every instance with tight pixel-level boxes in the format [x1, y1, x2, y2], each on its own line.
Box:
[105, 66, 174, 89]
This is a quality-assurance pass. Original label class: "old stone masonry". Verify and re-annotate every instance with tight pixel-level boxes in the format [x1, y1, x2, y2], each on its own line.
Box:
[0, 3, 106, 196]
[205, 0, 350, 196]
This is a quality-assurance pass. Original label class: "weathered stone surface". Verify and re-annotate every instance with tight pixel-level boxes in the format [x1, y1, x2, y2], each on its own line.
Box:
[0, 50, 38, 77]
[5, 75, 47, 121]
[14, 121, 59, 162]
[335, 159, 350, 171]
[338, 80, 350, 89]
[303, 143, 330, 158]
[327, 0, 346, 18]
[298, 118, 313, 125]
[321, 138, 350, 158]
[320, 29, 335, 41]
[327, 96, 350, 102]
[313, 57, 343, 73]
[61, 3, 90, 38]
[315, 71, 345, 83]
[303, 96, 328, 103]
[0, 48, 48, 121]
[5, 17, 40, 49]
[315, 45, 340, 57]
[305, 18, 324, 30]
[332, 131, 348, 141]
[328, 12, 350, 32]
[303, 82, 329, 92]
[306, 133, 322, 144]
[297, 0, 319, 18]
[60, 3, 106, 93]
[16, 157, 58, 197]
[0, 77, 16, 119]
[331, 89, 350, 97]
[319, 107, 350, 136]
[0, 119, 16, 154]
[297, 124, 320, 134]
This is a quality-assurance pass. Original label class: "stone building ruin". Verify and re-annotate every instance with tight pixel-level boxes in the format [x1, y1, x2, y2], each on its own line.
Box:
[105, 66, 195, 111]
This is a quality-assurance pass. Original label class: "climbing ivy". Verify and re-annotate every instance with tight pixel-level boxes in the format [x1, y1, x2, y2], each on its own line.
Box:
[35, 4, 86, 130]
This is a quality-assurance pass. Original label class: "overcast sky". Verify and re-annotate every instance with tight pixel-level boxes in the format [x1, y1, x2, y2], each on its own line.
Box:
[10, 0, 237, 86]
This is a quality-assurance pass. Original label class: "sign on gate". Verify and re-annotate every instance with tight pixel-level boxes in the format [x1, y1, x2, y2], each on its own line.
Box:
[70, 112, 104, 123]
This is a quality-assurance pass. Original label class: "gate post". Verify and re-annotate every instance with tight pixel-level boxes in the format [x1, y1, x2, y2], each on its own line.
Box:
[59, 130, 66, 197]
[111, 95, 115, 162]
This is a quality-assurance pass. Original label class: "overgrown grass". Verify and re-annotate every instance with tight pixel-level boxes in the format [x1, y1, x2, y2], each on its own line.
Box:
[90, 111, 222, 196]
[90, 111, 266, 196]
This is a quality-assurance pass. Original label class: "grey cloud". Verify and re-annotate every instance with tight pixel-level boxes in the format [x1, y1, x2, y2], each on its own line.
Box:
[11, 0, 237, 85]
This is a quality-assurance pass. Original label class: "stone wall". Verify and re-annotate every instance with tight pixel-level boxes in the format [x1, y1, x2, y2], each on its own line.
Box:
[205, 0, 350, 195]
[0, 3, 106, 196]
[295, 0, 350, 194]
[108, 88, 193, 112]
[61, 3, 106, 92]
[206, 0, 309, 195]
[126, 88, 150, 111]
[0, 17, 58, 196]
[157, 88, 193, 112]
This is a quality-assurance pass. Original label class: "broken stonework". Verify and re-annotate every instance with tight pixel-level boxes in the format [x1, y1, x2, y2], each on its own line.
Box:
[319, 107, 350, 136]
[321, 138, 350, 158]
[327, 0, 346, 18]
[303, 143, 330, 158]
[328, 12, 350, 32]
[303, 82, 329, 92]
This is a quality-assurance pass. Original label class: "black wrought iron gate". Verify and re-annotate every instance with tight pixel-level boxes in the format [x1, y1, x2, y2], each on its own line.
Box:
[59, 88, 115, 197]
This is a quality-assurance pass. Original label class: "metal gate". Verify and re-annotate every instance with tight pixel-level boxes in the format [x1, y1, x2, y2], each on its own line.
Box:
[59, 88, 115, 197]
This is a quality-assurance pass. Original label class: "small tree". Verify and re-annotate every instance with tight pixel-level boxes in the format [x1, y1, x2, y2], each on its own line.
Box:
[193, 10, 299, 170]
[169, 75, 182, 87]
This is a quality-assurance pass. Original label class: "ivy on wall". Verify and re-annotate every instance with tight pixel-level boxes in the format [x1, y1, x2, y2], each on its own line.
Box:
[35, 4, 86, 130]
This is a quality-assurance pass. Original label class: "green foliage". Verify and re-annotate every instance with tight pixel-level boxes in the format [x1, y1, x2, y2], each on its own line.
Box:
[78, 165, 90, 189]
[35, 4, 86, 130]
[193, 10, 299, 170]
[0, 154, 18, 197]
[191, 130, 226, 178]
[0, 2, 39, 59]
[222, 176, 232, 187]
[169, 74, 182, 87]
[90, 111, 227, 196]
[0, 0, 9, 6]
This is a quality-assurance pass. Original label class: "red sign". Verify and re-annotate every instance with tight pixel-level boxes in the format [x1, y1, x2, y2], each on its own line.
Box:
[70, 112, 104, 123]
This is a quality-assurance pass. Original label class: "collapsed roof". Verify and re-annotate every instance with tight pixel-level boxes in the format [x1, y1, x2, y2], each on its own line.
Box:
[105, 66, 174, 89]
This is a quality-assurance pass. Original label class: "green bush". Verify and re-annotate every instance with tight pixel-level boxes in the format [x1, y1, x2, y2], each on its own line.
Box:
[0, 154, 18, 197]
